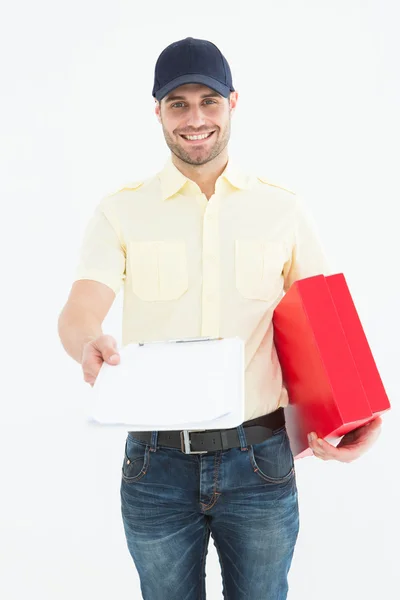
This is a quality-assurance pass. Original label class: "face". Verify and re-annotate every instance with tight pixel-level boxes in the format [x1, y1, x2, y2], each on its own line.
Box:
[155, 83, 238, 166]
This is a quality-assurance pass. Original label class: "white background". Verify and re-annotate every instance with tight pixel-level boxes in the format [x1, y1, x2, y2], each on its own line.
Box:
[1, 1, 399, 598]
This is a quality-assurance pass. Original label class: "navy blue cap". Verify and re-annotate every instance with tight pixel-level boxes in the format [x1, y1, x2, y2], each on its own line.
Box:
[152, 37, 235, 102]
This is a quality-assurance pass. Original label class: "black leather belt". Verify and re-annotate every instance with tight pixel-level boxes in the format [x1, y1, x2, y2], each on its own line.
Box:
[128, 407, 285, 454]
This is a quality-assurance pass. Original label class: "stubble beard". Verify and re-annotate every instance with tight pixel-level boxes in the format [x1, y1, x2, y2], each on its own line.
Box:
[161, 117, 231, 167]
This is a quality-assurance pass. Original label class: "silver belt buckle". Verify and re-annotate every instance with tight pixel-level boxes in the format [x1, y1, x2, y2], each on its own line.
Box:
[180, 430, 208, 454]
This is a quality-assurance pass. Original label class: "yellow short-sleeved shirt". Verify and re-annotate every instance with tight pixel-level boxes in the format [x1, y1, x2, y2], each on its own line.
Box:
[74, 155, 332, 421]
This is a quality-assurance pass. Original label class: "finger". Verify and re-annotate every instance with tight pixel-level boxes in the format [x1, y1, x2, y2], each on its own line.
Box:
[315, 437, 336, 452]
[308, 433, 334, 451]
[310, 447, 330, 461]
[83, 363, 99, 377]
[308, 434, 338, 460]
[368, 417, 383, 430]
[311, 444, 334, 460]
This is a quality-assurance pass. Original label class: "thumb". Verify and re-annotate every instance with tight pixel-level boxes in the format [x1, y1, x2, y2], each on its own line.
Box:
[99, 337, 120, 364]
[107, 353, 120, 364]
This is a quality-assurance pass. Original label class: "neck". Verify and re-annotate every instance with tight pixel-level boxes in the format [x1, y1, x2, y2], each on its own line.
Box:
[171, 149, 229, 198]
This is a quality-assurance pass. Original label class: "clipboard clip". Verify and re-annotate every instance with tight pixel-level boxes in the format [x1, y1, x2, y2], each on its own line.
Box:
[138, 336, 223, 346]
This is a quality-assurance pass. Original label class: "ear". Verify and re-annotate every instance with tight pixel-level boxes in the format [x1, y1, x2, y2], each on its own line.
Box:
[229, 91, 239, 115]
[155, 100, 162, 123]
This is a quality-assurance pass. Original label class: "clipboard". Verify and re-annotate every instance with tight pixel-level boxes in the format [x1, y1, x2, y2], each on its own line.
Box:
[86, 336, 246, 430]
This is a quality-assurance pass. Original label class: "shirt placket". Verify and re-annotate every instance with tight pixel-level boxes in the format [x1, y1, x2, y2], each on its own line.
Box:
[201, 195, 221, 337]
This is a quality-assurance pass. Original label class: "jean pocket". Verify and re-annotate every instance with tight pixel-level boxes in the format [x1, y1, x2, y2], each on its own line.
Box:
[121, 434, 150, 483]
[248, 427, 294, 484]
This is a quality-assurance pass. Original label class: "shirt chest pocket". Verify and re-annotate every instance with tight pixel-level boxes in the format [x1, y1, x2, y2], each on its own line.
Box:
[235, 239, 287, 301]
[128, 240, 189, 301]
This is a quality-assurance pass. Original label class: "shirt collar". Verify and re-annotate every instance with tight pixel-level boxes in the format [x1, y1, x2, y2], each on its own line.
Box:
[158, 155, 251, 201]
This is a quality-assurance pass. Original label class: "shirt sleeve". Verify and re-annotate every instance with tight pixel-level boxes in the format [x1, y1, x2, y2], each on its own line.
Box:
[283, 194, 333, 292]
[74, 199, 126, 295]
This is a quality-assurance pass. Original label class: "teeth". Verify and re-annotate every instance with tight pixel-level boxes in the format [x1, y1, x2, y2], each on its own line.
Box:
[182, 132, 212, 140]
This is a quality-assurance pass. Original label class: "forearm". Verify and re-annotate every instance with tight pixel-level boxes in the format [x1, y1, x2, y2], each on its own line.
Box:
[58, 303, 103, 364]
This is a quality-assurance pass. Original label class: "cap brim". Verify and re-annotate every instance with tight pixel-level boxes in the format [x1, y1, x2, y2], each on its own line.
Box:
[154, 74, 233, 101]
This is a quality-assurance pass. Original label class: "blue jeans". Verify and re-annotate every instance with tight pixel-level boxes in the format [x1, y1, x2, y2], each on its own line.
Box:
[120, 423, 300, 599]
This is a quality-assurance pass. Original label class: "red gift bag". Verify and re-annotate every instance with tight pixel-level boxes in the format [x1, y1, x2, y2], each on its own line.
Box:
[273, 273, 390, 459]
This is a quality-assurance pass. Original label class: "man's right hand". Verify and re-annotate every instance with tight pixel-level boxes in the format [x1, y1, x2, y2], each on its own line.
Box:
[81, 334, 120, 387]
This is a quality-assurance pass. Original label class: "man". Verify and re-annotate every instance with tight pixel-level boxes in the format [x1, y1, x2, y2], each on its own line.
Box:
[58, 37, 382, 599]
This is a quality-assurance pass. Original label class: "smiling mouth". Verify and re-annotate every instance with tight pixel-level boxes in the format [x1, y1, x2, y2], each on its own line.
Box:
[179, 131, 216, 144]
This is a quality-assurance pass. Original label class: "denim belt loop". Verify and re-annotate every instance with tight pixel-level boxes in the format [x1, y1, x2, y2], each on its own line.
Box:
[150, 431, 159, 452]
[236, 424, 249, 451]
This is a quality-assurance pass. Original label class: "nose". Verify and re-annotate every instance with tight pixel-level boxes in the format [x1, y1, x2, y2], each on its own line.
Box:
[185, 105, 207, 129]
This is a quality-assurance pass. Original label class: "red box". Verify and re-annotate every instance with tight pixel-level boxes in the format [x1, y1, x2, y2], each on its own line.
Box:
[272, 273, 390, 459]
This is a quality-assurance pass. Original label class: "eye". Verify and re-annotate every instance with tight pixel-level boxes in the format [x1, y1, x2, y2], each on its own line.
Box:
[170, 99, 217, 108]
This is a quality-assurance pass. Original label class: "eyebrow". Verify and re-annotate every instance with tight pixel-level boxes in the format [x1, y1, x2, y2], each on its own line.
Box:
[164, 91, 222, 103]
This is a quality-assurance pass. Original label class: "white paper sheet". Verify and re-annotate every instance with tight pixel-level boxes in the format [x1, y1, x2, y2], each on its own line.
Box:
[86, 336, 245, 430]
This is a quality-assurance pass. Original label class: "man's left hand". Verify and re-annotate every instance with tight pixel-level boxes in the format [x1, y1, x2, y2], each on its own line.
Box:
[308, 417, 383, 462]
